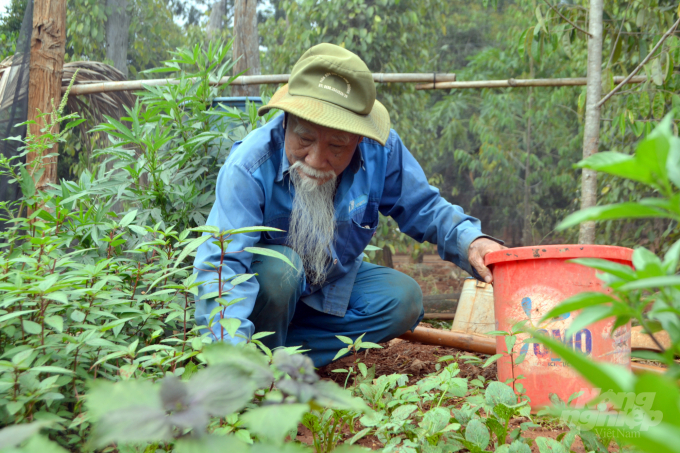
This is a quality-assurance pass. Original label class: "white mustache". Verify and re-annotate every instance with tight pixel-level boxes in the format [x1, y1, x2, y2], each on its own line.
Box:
[290, 161, 335, 180]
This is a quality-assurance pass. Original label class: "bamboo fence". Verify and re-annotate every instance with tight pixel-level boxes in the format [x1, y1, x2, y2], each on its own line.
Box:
[63, 71, 650, 96]
[64, 73, 458, 96]
[415, 75, 647, 90]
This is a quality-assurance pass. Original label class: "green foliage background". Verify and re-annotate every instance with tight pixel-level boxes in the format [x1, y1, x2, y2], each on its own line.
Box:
[2, 0, 680, 250]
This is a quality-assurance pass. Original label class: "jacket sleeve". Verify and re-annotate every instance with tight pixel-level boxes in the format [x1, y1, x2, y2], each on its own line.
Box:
[378, 130, 498, 278]
[193, 158, 264, 343]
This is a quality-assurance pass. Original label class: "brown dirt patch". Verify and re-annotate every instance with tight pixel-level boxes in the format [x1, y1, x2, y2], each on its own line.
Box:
[317, 336, 496, 386]
[393, 254, 467, 296]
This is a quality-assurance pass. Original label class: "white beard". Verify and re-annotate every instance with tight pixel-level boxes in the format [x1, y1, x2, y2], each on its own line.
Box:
[287, 160, 338, 286]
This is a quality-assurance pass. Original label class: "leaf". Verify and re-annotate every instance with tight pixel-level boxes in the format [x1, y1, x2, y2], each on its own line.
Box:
[230, 273, 256, 286]
[535, 6, 547, 33]
[44, 316, 63, 333]
[421, 406, 452, 434]
[465, 419, 490, 449]
[505, 335, 516, 354]
[347, 427, 371, 445]
[119, 209, 138, 228]
[392, 404, 418, 422]
[576, 152, 653, 185]
[244, 247, 298, 270]
[653, 92, 665, 120]
[485, 381, 517, 407]
[565, 305, 619, 339]
[240, 403, 308, 444]
[45, 292, 68, 304]
[333, 347, 350, 361]
[0, 309, 38, 323]
[536, 437, 567, 453]
[446, 377, 468, 397]
[70, 310, 86, 323]
[567, 258, 635, 281]
[483, 354, 503, 368]
[30, 366, 75, 375]
[176, 435, 250, 453]
[227, 226, 285, 235]
[540, 292, 616, 322]
[23, 320, 42, 334]
[364, 245, 381, 251]
[532, 333, 634, 394]
[174, 235, 212, 269]
[556, 203, 674, 231]
[251, 331, 275, 340]
[190, 225, 219, 234]
[0, 421, 50, 449]
[358, 342, 382, 349]
[618, 275, 680, 291]
[639, 91, 651, 118]
[19, 166, 35, 198]
[336, 335, 354, 345]
[219, 318, 241, 338]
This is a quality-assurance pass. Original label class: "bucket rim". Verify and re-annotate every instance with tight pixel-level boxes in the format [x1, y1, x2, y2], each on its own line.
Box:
[485, 244, 633, 266]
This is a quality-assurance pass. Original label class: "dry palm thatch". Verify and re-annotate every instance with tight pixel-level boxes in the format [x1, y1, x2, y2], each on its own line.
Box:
[0, 57, 135, 157]
[62, 61, 136, 126]
[0, 56, 135, 124]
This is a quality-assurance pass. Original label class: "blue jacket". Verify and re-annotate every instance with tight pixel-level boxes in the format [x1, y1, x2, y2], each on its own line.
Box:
[194, 113, 489, 342]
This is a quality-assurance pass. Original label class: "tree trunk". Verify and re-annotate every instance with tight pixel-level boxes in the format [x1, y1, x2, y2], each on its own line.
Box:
[26, 0, 66, 191]
[522, 91, 533, 246]
[105, 0, 130, 78]
[382, 245, 394, 268]
[232, 0, 260, 97]
[206, 0, 226, 42]
[578, 0, 604, 244]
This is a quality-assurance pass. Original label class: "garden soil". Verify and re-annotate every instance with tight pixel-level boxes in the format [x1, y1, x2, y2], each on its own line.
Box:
[298, 255, 596, 451]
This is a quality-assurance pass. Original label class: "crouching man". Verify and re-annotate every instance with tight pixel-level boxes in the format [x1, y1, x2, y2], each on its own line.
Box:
[193, 43, 503, 366]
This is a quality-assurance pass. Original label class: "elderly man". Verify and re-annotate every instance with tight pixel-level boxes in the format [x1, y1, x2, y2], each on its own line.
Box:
[194, 43, 503, 366]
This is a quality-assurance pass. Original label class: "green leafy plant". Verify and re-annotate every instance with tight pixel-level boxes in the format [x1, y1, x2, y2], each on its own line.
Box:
[331, 333, 383, 390]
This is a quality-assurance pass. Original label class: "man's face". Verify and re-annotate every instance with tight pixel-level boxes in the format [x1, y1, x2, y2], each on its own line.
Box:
[284, 115, 363, 184]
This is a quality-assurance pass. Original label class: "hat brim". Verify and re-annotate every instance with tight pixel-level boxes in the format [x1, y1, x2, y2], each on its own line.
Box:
[258, 84, 391, 146]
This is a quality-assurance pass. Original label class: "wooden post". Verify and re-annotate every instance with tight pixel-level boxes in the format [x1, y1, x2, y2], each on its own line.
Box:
[578, 0, 604, 244]
[232, 0, 260, 97]
[26, 0, 66, 191]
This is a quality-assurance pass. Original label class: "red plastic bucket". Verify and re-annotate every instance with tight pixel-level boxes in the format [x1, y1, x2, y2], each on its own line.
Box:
[485, 245, 633, 410]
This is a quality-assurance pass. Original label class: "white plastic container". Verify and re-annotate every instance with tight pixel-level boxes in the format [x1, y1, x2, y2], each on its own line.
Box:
[451, 278, 495, 336]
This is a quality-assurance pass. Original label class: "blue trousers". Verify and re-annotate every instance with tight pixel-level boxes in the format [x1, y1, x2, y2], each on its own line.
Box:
[249, 246, 424, 367]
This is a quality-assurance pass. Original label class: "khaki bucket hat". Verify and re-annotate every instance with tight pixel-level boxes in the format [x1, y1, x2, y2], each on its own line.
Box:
[258, 43, 391, 145]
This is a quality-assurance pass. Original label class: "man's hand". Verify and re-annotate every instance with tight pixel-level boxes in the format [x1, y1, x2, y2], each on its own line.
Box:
[468, 237, 506, 283]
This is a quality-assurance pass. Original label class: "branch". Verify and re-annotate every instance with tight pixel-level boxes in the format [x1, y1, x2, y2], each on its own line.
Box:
[541, 0, 592, 37]
[596, 15, 680, 108]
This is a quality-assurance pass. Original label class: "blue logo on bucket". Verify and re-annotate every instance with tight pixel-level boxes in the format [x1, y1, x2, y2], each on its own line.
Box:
[518, 297, 591, 361]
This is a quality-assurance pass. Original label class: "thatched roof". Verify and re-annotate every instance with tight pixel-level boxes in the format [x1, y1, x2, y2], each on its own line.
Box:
[0, 56, 135, 128]
[0, 57, 136, 157]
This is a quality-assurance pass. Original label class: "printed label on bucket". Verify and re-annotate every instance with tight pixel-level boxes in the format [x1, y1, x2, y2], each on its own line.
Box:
[505, 284, 630, 368]
[508, 285, 591, 368]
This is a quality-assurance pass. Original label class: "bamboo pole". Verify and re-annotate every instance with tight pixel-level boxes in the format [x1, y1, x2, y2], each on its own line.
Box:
[415, 75, 646, 90]
[399, 326, 497, 354]
[64, 73, 458, 96]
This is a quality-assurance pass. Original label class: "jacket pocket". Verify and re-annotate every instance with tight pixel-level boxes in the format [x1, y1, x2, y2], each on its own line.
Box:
[341, 201, 379, 262]
[262, 216, 289, 245]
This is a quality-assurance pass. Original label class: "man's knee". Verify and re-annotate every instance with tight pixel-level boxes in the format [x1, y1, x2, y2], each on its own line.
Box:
[390, 273, 424, 330]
